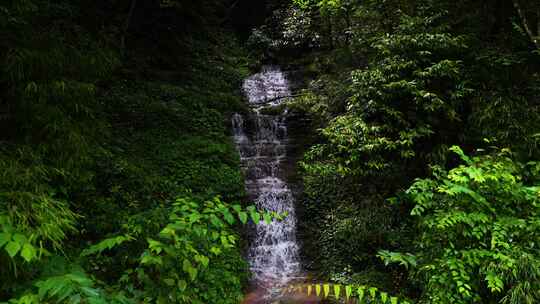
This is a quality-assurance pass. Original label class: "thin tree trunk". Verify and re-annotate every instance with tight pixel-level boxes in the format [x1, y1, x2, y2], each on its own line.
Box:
[121, 0, 138, 53]
[512, 0, 540, 49]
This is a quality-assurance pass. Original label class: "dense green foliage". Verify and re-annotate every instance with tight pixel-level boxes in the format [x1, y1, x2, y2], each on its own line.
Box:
[2, 197, 274, 304]
[3, 0, 540, 302]
[0, 0, 257, 303]
[380, 146, 540, 303]
[249, 0, 540, 302]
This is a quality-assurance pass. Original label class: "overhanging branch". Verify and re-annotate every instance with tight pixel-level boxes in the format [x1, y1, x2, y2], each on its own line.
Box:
[513, 0, 540, 49]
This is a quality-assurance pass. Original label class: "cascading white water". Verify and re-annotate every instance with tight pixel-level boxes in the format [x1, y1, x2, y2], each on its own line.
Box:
[232, 66, 301, 290]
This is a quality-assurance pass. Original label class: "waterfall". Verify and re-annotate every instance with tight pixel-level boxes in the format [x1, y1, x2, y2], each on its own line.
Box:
[232, 66, 302, 290]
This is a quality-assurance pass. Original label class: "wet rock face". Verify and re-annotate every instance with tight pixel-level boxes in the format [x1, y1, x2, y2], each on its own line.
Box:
[232, 66, 303, 290]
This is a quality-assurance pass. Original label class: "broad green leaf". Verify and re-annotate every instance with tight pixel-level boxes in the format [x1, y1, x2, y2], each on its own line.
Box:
[140, 253, 163, 265]
[238, 212, 248, 224]
[357, 286, 365, 301]
[12, 233, 28, 244]
[147, 239, 163, 254]
[323, 284, 330, 298]
[333, 284, 341, 299]
[188, 267, 198, 280]
[178, 280, 187, 291]
[182, 259, 193, 273]
[246, 206, 256, 213]
[486, 272, 504, 292]
[5, 240, 21, 257]
[210, 246, 222, 255]
[369, 287, 378, 299]
[0, 232, 11, 247]
[250, 211, 260, 225]
[345, 285, 352, 300]
[231, 204, 242, 213]
[21, 243, 37, 262]
[210, 215, 223, 228]
[223, 210, 235, 225]
[198, 255, 209, 267]
[380, 291, 388, 303]
[221, 235, 229, 246]
[449, 145, 472, 165]
[263, 213, 272, 224]
[188, 213, 202, 223]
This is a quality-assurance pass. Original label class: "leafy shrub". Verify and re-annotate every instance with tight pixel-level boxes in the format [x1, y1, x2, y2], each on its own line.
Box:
[380, 146, 540, 303]
[0, 0, 253, 302]
[135, 197, 254, 304]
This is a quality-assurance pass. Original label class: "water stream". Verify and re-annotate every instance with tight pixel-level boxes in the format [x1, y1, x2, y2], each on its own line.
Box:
[232, 66, 302, 296]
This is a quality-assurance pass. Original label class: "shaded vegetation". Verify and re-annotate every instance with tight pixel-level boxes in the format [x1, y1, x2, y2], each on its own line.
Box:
[3, 0, 540, 303]
[0, 0, 258, 302]
[247, 0, 540, 303]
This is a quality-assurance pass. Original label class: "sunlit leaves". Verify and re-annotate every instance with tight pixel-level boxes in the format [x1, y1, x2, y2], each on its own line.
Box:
[20, 243, 37, 262]
[300, 6, 471, 186]
[5, 240, 22, 258]
[333, 284, 340, 299]
[182, 259, 197, 281]
[283, 282, 403, 303]
[357, 286, 365, 301]
[323, 283, 330, 297]
[378, 250, 417, 269]
[5, 266, 131, 304]
[238, 211, 248, 224]
[388, 147, 540, 303]
[0, 217, 41, 263]
[486, 271, 504, 293]
[136, 197, 282, 303]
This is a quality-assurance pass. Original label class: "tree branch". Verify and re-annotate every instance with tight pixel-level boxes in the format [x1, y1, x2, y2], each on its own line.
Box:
[513, 0, 540, 49]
